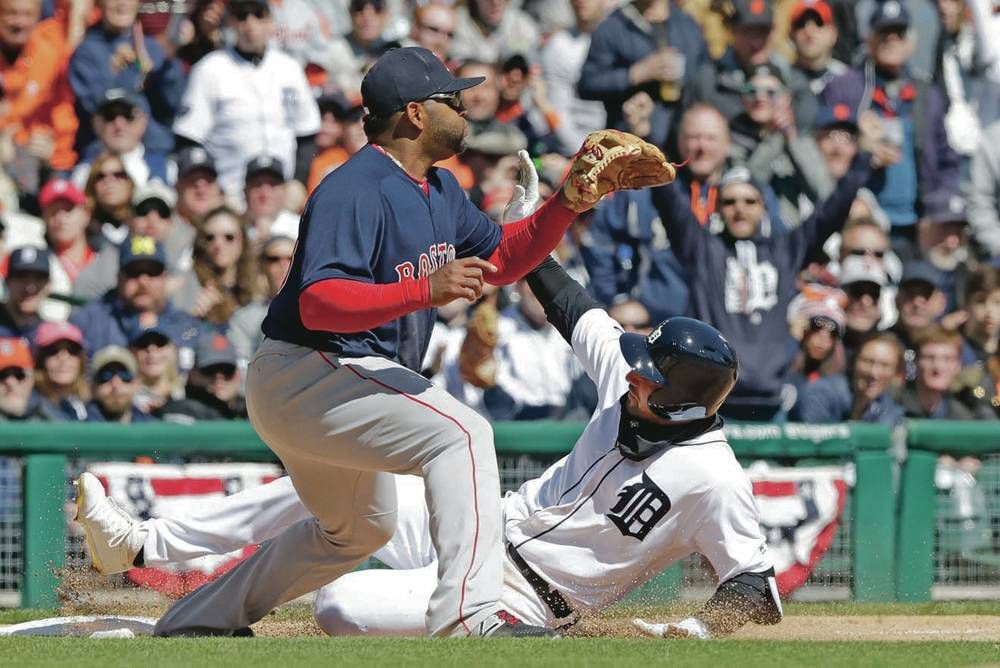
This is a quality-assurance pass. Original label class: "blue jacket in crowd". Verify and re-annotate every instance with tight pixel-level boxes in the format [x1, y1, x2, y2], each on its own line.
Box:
[69, 26, 186, 156]
[794, 373, 905, 425]
[822, 63, 959, 224]
[578, 2, 708, 148]
[651, 156, 873, 413]
[69, 290, 202, 371]
[579, 189, 689, 323]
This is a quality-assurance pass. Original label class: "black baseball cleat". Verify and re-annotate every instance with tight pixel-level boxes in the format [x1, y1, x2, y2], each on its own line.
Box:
[479, 611, 560, 638]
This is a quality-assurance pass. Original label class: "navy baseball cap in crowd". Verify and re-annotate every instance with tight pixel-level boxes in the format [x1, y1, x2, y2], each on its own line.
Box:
[245, 155, 285, 183]
[361, 46, 485, 117]
[814, 103, 859, 132]
[719, 166, 766, 196]
[870, 0, 910, 31]
[8, 246, 50, 277]
[119, 235, 167, 273]
[900, 260, 944, 290]
[317, 89, 364, 121]
[97, 87, 148, 116]
[128, 325, 173, 349]
[196, 333, 238, 369]
[176, 147, 218, 180]
[923, 192, 968, 225]
[728, 0, 773, 27]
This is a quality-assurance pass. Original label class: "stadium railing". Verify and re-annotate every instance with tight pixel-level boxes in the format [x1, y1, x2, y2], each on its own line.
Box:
[0, 421, 896, 608]
[897, 421, 1000, 602]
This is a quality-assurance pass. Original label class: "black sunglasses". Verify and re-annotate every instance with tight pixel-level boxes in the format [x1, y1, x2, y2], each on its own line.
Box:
[262, 254, 291, 264]
[99, 108, 135, 123]
[233, 5, 269, 20]
[122, 264, 165, 279]
[422, 91, 464, 112]
[720, 196, 761, 207]
[206, 232, 237, 243]
[201, 363, 237, 380]
[0, 367, 27, 382]
[42, 341, 83, 357]
[97, 170, 128, 182]
[846, 248, 887, 259]
[95, 365, 134, 384]
[845, 282, 881, 300]
[135, 200, 171, 218]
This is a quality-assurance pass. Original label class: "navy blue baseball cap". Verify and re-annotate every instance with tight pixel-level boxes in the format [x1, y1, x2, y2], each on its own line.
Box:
[119, 235, 167, 272]
[813, 103, 859, 132]
[870, 0, 910, 31]
[8, 246, 50, 277]
[361, 47, 484, 117]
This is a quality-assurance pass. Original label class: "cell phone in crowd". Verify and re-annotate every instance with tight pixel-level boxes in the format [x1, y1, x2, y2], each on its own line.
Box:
[880, 117, 904, 148]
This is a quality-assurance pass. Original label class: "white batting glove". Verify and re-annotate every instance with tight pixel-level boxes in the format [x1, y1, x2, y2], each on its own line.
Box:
[632, 617, 710, 640]
[500, 149, 540, 225]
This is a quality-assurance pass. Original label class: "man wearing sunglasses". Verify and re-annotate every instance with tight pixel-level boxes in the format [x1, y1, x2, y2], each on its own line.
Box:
[652, 144, 879, 419]
[71, 88, 169, 190]
[85, 345, 156, 423]
[158, 333, 246, 422]
[71, 235, 202, 375]
[839, 253, 889, 364]
[173, 0, 320, 199]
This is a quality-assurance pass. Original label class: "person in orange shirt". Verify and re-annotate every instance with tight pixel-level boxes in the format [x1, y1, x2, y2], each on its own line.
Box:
[306, 91, 367, 194]
[0, 0, 93, 177]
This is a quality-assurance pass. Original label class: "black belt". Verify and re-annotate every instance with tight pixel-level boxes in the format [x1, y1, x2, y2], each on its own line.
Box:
[506, 543, 574, 621]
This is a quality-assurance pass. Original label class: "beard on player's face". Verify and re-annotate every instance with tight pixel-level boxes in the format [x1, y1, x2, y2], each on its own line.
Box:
[424, 105, 467, 158]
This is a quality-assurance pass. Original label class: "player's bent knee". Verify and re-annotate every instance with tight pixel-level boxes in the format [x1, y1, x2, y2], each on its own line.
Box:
[314, 582, 368, 636]
[354, 511, 397, 554]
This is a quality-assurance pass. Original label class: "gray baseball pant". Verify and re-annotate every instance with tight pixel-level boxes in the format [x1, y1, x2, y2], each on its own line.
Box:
[153, 338, 503, 637]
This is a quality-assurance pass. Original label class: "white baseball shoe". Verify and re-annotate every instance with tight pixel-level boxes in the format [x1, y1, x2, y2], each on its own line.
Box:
[74, 472, 145, 575]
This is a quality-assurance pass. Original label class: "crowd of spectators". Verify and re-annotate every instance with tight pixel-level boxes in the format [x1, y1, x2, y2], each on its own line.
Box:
[1, 0, 999, 428]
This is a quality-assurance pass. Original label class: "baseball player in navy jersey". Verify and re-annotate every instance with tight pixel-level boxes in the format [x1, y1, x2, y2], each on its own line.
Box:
[76, 256, 782, 638]
[137, 47, 672, 639]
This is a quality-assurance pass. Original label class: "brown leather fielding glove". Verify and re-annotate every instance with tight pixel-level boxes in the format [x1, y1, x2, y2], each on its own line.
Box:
[459, 301, 500, 388]
[561, 129, 677, 213]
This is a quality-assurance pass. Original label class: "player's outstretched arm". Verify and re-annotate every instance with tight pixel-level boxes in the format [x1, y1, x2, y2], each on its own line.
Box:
[633, 568, 783, 640]
[486, 131, 677, 285]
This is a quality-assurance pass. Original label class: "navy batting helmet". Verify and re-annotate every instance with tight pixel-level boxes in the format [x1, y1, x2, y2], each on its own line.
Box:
[618, 317, 739, 421]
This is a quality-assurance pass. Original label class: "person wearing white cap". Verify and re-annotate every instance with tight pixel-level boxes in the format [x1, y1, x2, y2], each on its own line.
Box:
[839, 252, 889, 361]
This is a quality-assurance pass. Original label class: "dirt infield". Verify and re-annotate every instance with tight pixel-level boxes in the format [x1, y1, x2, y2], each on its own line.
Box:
[247, 613, 1000, 641]
[569, 615, 1000, 642]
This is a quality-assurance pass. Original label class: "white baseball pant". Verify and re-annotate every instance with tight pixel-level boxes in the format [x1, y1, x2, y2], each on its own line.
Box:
[153, 339, 504, 637]
[140, 473, 552, 634]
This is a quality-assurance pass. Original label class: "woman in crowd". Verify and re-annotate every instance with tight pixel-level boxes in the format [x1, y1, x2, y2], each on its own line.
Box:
[84, 153, 135, 247]
[32, 322, 90, 422]
[797, 332, 906, 424]
[174, 206, 260, 327]
[129, 329, 185, 414]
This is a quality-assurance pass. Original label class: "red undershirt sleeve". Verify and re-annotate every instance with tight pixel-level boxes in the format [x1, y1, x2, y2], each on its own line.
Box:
[298, 276, 431, 334]
[486, 195, 577, 285]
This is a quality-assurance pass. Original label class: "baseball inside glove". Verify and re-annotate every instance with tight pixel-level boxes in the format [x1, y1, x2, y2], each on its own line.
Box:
[561, 129, 677, 213]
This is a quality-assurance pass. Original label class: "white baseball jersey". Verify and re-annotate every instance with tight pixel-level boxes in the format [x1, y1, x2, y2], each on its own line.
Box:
[173, 47, 321, 197]
[503, 309, 772, 616]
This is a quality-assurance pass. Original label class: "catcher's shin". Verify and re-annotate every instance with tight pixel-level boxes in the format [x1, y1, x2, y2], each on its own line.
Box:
[561, 129, 677, 213]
